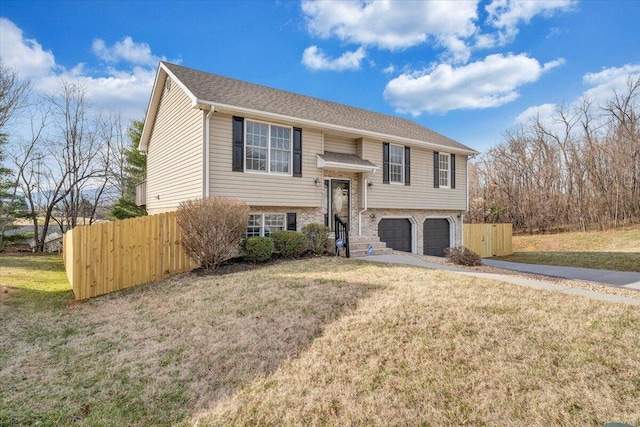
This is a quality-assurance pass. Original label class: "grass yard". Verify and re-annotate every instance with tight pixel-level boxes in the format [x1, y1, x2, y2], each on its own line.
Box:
[497, 225, 640, 272]
[1, 255, 639, 426]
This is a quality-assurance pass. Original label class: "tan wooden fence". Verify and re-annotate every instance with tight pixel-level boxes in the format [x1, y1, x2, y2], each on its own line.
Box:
[463, 223, 513, 258]
[63, 212, 198, 300]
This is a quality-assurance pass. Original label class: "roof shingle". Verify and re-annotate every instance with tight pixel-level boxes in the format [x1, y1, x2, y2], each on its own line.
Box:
[162, 62, 476, 153]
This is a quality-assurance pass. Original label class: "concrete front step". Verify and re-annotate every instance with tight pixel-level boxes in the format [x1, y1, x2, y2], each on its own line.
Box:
[350, 247, 394, 257]
[328, 234, 391, 257]
[350, 241, 388, 251]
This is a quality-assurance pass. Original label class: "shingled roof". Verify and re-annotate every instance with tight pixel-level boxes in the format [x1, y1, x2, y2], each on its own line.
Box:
[146, 62, 476, 154]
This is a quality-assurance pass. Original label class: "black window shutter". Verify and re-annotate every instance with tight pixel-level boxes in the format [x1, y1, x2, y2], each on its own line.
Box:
[404, 146, 410, 186]
[433, 152, 440, 188]
[383, 142, 390, 184]
[287, 213, 297, 231]
[450, 154, 456, 189]
[293, 128, 302, 177]
[232, 116, 244, 172]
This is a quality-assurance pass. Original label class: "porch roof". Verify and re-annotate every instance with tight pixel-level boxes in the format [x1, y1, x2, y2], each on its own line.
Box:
[317, 152, 378, 173]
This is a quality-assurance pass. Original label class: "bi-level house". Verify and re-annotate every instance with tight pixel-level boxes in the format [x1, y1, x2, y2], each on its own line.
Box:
[138, 62, 478, 257]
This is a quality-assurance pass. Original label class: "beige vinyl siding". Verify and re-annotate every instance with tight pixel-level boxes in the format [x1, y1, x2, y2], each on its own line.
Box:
[209, 113, 323, 207]
[146, 80, 203, 214]
[362, 139, 467, 210]
[323, 135, 357, 154]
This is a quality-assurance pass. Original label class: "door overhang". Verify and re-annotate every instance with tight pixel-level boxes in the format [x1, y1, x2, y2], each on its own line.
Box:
[317, 151, 378, 173]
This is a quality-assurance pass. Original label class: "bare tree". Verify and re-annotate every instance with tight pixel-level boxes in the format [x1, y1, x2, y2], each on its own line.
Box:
[12, 80, 114, 251]
[467, 75, 640, 233]
[0, 61, 31, 248]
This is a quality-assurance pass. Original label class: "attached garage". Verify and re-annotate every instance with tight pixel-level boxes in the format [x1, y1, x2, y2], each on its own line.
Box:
[423, 218, 451, 257]
[378, 218, 412, 253]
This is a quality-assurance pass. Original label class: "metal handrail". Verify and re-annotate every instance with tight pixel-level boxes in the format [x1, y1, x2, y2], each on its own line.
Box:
[334, 214, 350, 258]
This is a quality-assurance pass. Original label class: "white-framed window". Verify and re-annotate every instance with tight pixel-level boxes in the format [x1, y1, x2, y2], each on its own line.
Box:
[439, 153, 450, 188]
[389, 144, 404, 184]
[245, 120, 291, 174]
[245, 213, 285, 237]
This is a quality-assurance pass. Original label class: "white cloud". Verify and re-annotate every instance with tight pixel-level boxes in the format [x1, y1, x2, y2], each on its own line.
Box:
[0, 18, 161, 125]
[515, 103, 557, 125]
[0, 17, 56, 77]
[301, 0, 478, 55]
[384, 53, 564, 114]
[513, 64, 640, 131]
[302, 45, 366, 71]
[582, 64, 640, 105]
[92, 36, 163, 66]
[382, 64, 396, 75]
[485, 0, 576, 46]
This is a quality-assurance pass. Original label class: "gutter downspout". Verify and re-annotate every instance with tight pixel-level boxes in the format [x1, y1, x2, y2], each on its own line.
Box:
[204, 106, 215, 197]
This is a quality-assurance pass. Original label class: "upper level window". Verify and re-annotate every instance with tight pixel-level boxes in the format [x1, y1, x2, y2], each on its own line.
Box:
[439, 153, 450, 188]
[389, 144, 404, 184]
[245, 120, 291, 174]
[383, 142, 410, 186]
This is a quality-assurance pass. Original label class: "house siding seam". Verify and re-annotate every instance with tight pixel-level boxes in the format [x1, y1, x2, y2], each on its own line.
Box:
[361, 138, 467, 210]
[208, 113, 323, 207]
[146, 79, 204, 214]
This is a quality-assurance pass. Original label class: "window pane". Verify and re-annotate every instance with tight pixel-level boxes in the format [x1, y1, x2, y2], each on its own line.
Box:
[439, 154, 449, 187]
[264, 214, 284, 236]
[246, 147, 267, 171]
[270, 125, 291, 173]
[245, 214, 262, 237]
[389, 144, 404, 183]
[246, 121, 268, 147]
[246, 121, 268, 172]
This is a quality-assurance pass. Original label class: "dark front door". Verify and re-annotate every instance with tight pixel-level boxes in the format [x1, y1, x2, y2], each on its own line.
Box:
[423, 219, 450, 257]
[324, 179, 350, 230]
[378, 218, 412, 252]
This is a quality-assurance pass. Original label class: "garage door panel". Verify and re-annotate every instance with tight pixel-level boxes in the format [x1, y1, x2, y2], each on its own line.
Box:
[423, 219, 450, 257]
[378, 219, 412, 253]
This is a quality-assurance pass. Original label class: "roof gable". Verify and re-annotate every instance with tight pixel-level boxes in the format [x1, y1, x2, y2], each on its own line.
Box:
[141, 62, 477, 155]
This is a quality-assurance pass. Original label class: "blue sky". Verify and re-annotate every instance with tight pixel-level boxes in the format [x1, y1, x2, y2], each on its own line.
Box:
[1, 0, 639, 153]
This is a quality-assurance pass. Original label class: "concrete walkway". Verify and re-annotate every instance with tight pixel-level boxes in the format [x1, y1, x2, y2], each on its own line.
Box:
[357, 254, 640, 306]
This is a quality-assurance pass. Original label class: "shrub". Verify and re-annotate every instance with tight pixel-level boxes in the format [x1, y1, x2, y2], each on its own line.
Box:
[445, 246, 482, 267]
[301, 223, 330, 255]
[270, 230, 309, 258]
[176, 196, 250, 270]
[243, 237, 274, 262]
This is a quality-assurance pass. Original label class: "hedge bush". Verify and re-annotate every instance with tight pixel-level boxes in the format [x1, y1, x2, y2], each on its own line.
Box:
[243, 237, 274, 262]
[176, 196, 249, 270]
[301, 223, 330, 255]
[444, 246, 482, 267]
[270, 230, 309, 258]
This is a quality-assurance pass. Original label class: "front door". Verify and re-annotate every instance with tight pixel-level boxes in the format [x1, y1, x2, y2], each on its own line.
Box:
[324, 179, 350, 230]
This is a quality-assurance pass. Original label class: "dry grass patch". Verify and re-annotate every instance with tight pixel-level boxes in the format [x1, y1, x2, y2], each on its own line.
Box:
[196, 264, 640, 427]
[513, 225, 640, 253]
[3, 256, 640, 426]
[505, 225, 640, 272]
[0, 257, 378, 426]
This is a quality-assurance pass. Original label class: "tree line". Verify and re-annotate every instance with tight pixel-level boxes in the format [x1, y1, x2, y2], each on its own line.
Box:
[0, 61, 146, 252]
[467, 76, 640, 233]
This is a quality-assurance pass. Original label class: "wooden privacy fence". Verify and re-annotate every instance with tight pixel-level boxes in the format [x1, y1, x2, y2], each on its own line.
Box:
[463, 223, 513, 258]
[63, 212, 198, 300]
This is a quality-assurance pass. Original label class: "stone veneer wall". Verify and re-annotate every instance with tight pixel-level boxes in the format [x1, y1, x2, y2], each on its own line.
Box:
[359, 208, 463, 254]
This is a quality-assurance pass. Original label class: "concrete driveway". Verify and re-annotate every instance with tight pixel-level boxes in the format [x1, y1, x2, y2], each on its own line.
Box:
[356, 254, 640, 306]
[482, 259, 640, 291]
